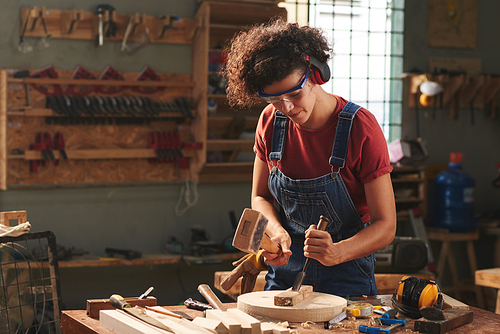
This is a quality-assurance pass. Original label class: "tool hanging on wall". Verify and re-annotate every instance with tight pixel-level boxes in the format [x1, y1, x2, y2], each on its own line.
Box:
[18, 6, 51, 54]
[96, 4, 116, 46]
[121, 13, 151, 55]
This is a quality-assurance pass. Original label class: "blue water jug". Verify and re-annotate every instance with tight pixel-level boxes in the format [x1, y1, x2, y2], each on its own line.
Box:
[433, 153, 475, 232]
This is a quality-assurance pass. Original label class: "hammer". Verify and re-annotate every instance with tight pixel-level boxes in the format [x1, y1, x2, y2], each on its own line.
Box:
[232, 208, 280, 254]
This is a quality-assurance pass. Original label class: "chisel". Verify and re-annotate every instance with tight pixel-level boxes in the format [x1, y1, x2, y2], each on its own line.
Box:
[292, 215, 329, 291]
[109, 294, 174, 333]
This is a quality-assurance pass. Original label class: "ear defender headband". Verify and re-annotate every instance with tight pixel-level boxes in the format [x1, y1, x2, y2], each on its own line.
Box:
[254, 48, 331, 85]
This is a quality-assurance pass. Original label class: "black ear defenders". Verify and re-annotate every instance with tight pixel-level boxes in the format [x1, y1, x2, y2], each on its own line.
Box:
[254, 48, 331, 85]
[391, 276, 443, 319]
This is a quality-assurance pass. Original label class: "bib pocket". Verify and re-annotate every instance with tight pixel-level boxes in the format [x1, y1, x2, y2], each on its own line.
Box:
[280, 188, 343, 233]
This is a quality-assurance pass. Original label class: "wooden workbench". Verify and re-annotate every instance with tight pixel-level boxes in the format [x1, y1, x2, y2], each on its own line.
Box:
[61, 295, 500, 334]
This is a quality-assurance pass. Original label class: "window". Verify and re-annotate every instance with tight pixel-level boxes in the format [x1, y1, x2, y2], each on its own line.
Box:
[280, 0, 404, 142]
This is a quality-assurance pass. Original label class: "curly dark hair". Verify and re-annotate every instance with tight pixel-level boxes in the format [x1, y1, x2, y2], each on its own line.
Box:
[222, 17, 332, 109]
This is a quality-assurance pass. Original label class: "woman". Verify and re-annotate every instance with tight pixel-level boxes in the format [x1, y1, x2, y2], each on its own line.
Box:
[223, 18, 396, 297]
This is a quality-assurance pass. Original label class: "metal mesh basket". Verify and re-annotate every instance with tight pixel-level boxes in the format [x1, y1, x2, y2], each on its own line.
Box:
[0, 231, 61, 334]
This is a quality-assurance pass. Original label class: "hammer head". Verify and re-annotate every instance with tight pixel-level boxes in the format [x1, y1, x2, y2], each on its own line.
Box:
[232, 208, 268, 254]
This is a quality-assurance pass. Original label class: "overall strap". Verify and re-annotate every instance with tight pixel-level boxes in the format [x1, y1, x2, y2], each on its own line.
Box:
[329, 102, 362, 169]
[269, 111, 288, 161]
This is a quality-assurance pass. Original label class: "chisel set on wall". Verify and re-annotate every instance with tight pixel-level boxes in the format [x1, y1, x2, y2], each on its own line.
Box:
[45, 95, 193, 125]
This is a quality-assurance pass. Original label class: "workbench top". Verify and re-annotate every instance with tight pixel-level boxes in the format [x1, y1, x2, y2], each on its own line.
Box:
[61, 296, 500, 334]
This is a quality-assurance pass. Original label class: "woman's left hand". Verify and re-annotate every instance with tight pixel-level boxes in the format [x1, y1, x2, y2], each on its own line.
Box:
[303, 225, 342, 267]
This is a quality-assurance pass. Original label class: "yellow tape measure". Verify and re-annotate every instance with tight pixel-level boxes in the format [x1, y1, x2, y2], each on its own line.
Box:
[345, 302, 382, 318]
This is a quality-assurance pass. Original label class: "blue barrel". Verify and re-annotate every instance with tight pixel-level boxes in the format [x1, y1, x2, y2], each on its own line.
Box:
[433, 153, 476, 232]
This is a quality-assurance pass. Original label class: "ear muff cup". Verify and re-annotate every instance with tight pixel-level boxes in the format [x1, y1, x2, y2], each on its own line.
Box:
[308, 55, 330, 85]
[254, 48, 331, 85]
[392, 276, 443, 319]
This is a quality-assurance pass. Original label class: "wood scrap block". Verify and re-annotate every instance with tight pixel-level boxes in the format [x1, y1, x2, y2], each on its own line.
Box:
[274, 285, 313, 306]
[193, 317, 228, 334]
[87, 296, 157, 319]
[475, 268, 500, 289]
[414, 308, 473, 334]
[227, 308, 260, 334]
[205, 309, 241, 334]
[100, 309, 217, 334]
[442, 293, 470, 310]
[260, 322, 289, 334]
[99, 310, 168, 334]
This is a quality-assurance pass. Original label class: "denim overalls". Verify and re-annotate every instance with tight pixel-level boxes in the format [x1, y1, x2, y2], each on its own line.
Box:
[265, 102, 377, 297]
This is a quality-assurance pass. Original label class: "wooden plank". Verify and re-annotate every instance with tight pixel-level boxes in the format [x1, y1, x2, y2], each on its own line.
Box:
[428, 57, 482, 76]
[205, 309, 241, 334]
[0, 70, 6, 190]
[23, 148, 196, 161]
[99, 310, 166, 334]
[0, 210, 27, 226]
[442, 293, 469, 310]
[20, 7, 200, 45]
[260, 322, 289, 334]
[20, 77, 193, 87]
[86, 297, 157, 319]
[274, 286, 313, 306]
[226, 308, 261, 334]
[374, 272, 435, 295]
[190, 1, 209, 176]
[9, 108, 186, 119]
[475, 268, 500, 289]
[192, 317, 228, 334]
[207, 139, 254, 152]
[414, 308, 473, 334]
[100, 309, 215, 334]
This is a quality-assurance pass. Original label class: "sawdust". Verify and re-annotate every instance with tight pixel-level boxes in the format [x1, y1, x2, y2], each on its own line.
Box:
[330, 319, 360, 330]
[300, 320, 315, 328]
[276, 321, 289, 328]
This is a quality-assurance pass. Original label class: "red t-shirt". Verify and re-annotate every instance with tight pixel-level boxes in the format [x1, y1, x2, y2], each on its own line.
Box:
[254, 95, 393, 224]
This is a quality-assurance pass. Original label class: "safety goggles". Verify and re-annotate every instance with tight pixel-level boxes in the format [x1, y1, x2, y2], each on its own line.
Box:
[258, 71, 310, 104]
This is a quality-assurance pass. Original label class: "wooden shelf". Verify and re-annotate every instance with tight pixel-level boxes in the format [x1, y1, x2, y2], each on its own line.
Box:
[10, 77, 194, 88]
[9, 148, 198, 161]
[47, 252, 244, 268]
[207, 139, 254, 151]
[207, 116, 258, 130]
[20, 7, 201, 45]
[392, 165, 427, 219]
[195, 1, 286, 183]
[7, 108, 187, 118]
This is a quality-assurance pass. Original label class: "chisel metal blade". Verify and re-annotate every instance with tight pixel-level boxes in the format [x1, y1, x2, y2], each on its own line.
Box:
[292, 260, 309, 291]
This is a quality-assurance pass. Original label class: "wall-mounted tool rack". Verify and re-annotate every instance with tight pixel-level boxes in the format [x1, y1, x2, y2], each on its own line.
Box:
[0, 67, 204, 190]
[20, 6, 201, 44]
[406, 73, 500, 119]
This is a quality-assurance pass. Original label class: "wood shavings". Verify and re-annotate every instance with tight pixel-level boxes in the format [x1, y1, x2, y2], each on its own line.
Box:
[276, 321, 289, 328]
[330, 319, 359, 330]
[300, 321, 315, 328]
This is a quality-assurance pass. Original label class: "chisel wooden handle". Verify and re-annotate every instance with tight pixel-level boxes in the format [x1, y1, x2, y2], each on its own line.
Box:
[260, 233, 281, 254]
[317, 215, 329, 231]
[197, 284, 227, 311]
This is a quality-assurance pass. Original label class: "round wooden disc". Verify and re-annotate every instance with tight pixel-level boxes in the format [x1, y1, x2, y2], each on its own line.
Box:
[237, 291, 347, 322]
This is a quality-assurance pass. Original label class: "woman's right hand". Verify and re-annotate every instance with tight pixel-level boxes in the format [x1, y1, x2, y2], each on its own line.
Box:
[261, 229, 292, 266]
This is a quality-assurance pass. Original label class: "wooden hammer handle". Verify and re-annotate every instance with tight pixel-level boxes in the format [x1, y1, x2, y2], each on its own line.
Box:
[260, 233, 281, 254]
[197, 284, 227, 311]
